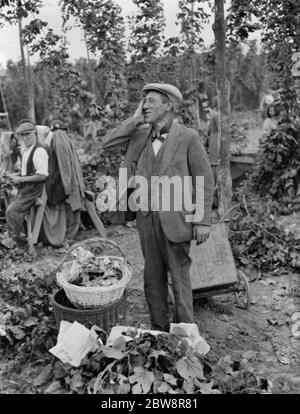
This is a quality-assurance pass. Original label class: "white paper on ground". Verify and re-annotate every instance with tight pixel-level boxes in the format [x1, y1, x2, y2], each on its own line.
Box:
[106, 326, 163, 347]
[49, 321, 99, 367]
[106, 324, 210, 356]
[170, 323, 210, 355]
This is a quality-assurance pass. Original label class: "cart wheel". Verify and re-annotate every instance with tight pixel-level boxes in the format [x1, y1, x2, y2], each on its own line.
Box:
[234, 270, 251, 310]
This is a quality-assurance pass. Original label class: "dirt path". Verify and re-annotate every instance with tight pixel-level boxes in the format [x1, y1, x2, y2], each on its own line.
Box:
[0, 224, 299, 394]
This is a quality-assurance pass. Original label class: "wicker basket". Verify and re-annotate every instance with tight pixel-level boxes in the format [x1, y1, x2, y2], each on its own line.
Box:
[55, 238, 132, 308]
[51, 289, 127, 333]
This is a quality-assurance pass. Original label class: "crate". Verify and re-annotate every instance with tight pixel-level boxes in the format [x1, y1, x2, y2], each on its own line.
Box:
[190, 222, 238, 292]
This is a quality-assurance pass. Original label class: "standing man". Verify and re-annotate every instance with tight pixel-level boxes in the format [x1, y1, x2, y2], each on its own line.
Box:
[103, 83, 214, 332]
[6, 121, 49, 245]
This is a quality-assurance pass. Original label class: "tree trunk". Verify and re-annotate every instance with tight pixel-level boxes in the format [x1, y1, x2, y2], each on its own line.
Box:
[0, 81, 11, 130]
[189, 0, 201, 131]
[27, 49, 36, 123]
[84, 30, 97, 96]
[214, 0, 232, 226]
[18, 18, 35, 122]
[191, 55, 201, 131]
[18, 18, 27, 90]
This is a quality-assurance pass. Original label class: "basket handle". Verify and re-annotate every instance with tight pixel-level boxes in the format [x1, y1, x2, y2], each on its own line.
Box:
[55, 237, 127, 272]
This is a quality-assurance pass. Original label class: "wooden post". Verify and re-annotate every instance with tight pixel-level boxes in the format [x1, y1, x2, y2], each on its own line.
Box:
[191, 56, 202, 131]
[18, 18, 28, 91]
[84, 198, 107, 238]
[18, 18, 35, 122]
[27, 48, 36, 124]
[189, 0, 201, 132]
[292, 52, 300, 196]
[84, 30, 97, 96]
[0, 80, 12, 130]
[18, 18, 29, 119]
[214, 0, 232, 227]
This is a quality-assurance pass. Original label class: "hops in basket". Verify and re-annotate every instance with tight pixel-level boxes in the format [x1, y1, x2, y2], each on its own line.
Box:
[56, 241, 132, 308]
[67, 247, 124, 288]
[71, 257, 123, 288]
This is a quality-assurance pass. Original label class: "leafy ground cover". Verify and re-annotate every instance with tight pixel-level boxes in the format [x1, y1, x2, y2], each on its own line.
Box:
[0, 225, 299, 394]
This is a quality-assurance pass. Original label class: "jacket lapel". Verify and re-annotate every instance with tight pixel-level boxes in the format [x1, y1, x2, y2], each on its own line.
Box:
[135, 126, 151, 158]
[125, 125, 151, 175]
[159, 120, 181, 176]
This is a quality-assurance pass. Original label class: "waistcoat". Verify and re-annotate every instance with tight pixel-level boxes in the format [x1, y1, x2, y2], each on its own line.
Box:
[135, 137, 166, 214]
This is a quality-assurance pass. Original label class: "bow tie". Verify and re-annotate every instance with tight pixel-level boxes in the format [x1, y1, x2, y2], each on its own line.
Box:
[152, 132, 168, 143]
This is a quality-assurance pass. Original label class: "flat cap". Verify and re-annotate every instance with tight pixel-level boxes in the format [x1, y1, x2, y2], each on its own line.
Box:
[142, 83, 183, 103]
[15, 121, 35, 135]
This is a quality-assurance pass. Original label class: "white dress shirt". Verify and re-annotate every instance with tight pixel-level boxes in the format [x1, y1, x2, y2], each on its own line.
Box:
[21, 144, 49, 177]
[152, 132, 168, 156]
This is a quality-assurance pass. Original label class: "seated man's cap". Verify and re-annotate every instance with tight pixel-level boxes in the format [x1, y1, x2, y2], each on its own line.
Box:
[142, 83, 183, 103]
[15, 121, 35, 135]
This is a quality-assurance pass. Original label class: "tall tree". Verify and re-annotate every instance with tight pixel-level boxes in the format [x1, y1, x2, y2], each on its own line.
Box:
[0, 0, 42, 122]
[214, 0, 232, 221]
[228, 0, 300, 90]
[128, 0, 166, 63]
[227, 40, 265, 110]
[127, 0, 166, 104]
[2, 60, 29, 126]
[22, 16, 81, 122]
[18, 17, 28, 107]
[176, 0, 211, 129]
[177, 0, 210, 54]
[60, 0, 127, 115]
[83, 30, 97, 96]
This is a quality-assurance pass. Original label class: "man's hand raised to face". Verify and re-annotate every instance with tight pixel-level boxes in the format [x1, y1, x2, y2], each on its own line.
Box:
[133, 99, 146, 127]
[193, 224, 210, 246]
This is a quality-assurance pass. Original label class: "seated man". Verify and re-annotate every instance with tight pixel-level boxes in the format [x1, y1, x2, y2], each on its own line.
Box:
[5, 121, 49, 245]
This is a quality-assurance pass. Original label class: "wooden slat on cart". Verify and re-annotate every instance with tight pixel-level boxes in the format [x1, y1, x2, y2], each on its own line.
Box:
[190, 222, 237, 292]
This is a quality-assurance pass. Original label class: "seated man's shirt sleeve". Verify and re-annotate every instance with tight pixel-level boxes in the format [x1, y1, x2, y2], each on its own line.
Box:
[32, 147, 49, 177]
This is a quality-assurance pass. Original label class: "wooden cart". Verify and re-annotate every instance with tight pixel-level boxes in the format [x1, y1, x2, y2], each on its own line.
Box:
[189, 222, 251, 309]
[168, 222, 251, 311]
[230, 154, 255, 190]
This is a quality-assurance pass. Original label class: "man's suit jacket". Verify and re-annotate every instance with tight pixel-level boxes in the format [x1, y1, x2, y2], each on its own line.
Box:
[102, 117, 214, 243]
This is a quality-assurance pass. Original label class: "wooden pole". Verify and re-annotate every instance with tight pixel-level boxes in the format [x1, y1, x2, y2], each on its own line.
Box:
[84, 30, 97, 96]
[189, 0, 201, 131]
[191, 56, 202, 131]
[27, 48, 36, 123]
[214, 0, 232, 227]
[18, 18, 27, 89]
[0, 80, 12, 130]
[292, 52, 300, 195]
[18, 17, 30, 119]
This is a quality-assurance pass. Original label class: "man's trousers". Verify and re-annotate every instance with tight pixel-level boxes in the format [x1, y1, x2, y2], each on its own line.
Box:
[136, 210, 194, 332]
[6, 183, 43, 238]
